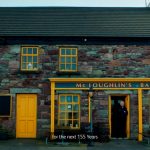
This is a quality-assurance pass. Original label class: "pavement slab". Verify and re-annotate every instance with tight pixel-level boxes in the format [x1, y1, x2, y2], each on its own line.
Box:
[0, 139, 149, 150]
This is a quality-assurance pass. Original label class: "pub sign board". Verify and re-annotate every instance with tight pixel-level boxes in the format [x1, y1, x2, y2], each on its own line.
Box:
[55, 82, 150, 89]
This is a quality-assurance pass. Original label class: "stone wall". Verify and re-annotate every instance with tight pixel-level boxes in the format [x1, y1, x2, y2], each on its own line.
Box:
[0, 44, 149, 138]
[142, 90, 150, 133]
[1, 45, 150, 79]
[130, 91, 138, 138]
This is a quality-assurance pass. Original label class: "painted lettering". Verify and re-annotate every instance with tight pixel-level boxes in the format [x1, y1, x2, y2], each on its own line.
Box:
[76, 83, 82, 88]
[93, 83, 98, 88]
[144, 83, 149, 88]
[67, 82, 150, 89]
[140, 83, 144, 88]
[121, 83, 126, 88]
[128, 83, 132, 88]
[82, 84, 86, 88]
[104, 83, 109, 88]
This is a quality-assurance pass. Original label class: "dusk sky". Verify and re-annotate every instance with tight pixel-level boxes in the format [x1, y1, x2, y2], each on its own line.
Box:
[0, 0, 147, 7]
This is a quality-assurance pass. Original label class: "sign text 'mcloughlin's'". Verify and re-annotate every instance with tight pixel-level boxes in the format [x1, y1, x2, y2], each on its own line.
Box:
[76, 82, 150, 88]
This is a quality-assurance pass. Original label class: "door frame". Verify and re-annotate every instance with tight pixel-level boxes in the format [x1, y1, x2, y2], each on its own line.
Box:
[109, 94, 130, 139]
[16, 94, 37, 138]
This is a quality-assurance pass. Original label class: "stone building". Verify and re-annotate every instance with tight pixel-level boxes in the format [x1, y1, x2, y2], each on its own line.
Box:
[0, 7, 149, 141]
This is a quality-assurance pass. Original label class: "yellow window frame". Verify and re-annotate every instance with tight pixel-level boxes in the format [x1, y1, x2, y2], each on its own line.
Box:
[59, 48, 78, 72]
[21, 46, 39, 71]
[58, 94, 80, 129]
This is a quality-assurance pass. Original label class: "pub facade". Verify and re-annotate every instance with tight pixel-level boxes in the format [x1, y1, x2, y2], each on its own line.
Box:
[0, 7, 149, 141]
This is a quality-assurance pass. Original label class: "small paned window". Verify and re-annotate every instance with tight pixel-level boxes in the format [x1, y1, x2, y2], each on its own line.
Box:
[0, 95, 12, 117]
[59, 48, 78, 72]
[21, 47, 38, 71]
[58, 94, 80, 129]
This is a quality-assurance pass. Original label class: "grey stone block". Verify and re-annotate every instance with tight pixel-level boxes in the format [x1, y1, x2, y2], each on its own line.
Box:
[105, 90, 133, 94]
[10, 88, 42, 94]
[56, 90, 82, 94]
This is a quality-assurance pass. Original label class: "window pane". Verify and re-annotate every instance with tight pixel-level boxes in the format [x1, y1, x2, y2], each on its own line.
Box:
[66, 49, 71, 55]
[72, 57, 76, 63]
[60, 120, 65, 127]
[33, 48, 37, 54]
[73, 96, 78, 102]
[28, 56, 32, 62]
[73, 120, 79, 127]
[60, 64, 65, 70]
[60, 112, 65, 119]
[27, 63, 33, 69]
[66, 57, 71, 63]
[22, 56, 27, 62]
[60, 57, 65, 63]
[22, 63, 26, 69]
[23, 48, 27, 54]
[67, 96, 72, 102]
[66, 120, 72, 127]
[66, 112, 72, 119]
[28, 48, 32, 54]
[60, 96, 65, 103]
[66, 64, 71, 70]
[72, 49, 76, 55]
[72, 64, 76, 70]
[61, 49, 65, 55]
[33, 64, 38, 70]
[33, 56, 37, 62]
[73, 104, 79, 111]
[73, 113, 78, 119]
[67, 104, 72, 111]
[60, 104, 66, 111]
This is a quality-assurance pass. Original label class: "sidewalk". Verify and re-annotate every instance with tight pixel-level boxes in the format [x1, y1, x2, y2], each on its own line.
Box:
[0, 139, 149, 150]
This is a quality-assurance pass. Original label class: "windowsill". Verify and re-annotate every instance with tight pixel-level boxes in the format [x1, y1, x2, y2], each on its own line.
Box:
[56, 71, 81, 75]
[56, 126, 80, 130]
[20, 70, 42, 74]
[0, 116, 11, 118]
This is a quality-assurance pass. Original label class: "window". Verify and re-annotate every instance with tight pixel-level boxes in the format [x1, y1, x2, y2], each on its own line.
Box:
[58, 94, 80, 129]
[21, 46, 38, 71]
[59, 48, 78, 72]
[0, 95, 12, 117]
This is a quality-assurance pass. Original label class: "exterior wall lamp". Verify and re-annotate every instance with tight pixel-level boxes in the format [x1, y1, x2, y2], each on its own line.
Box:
[88, 86, 94, 98]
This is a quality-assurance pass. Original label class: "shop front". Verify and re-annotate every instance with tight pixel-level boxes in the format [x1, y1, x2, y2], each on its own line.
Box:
[49, 78, 150, 141]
